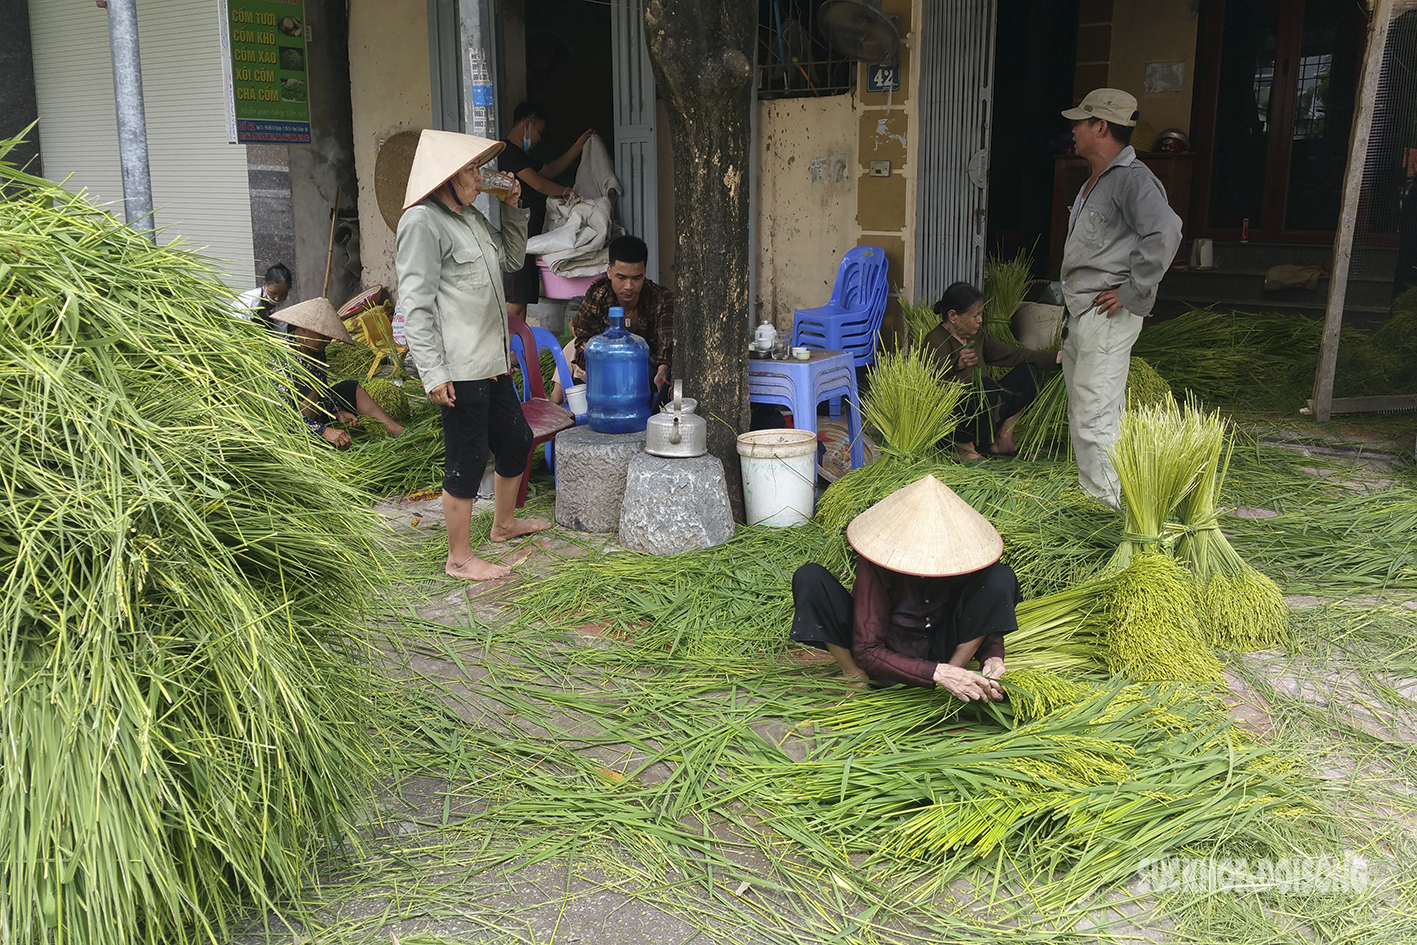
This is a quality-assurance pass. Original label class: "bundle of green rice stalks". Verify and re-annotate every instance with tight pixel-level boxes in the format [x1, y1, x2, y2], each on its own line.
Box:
[982, 248, 1034, 345]
[0, 144, 380, 945]
[325, 399, 445, 495]
[1100, 402, 1223, 680]
[1106, 399, 1213, 572]
[1126, 355, 1173, 407]
[860, 349, 968, 455]
[1175, 417, 1289, 651]
[509, 524, 853, 666]
[361, 376, 412, 423]
[899, 293, 941, 348]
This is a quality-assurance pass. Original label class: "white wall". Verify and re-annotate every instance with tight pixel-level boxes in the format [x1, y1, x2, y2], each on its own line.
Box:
[28, 0, 255, 288]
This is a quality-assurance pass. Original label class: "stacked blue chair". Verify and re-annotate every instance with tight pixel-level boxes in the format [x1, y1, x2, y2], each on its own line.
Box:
[791, 245, 890, 368]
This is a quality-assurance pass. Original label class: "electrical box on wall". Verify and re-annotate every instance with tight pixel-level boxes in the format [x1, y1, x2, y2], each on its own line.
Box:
[869, 160, 891, 178]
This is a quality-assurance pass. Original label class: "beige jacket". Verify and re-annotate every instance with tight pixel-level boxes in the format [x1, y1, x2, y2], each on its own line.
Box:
[396, 197, 529, 389]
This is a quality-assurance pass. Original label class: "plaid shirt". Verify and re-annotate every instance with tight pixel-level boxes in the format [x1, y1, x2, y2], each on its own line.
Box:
[570, 276, 674, 374]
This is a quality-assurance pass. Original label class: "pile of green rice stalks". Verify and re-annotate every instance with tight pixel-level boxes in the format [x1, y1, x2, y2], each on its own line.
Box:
[1014, 356, 1173, 460]
[0, 145, 381, 945]
[777, 671, 1320, 909]
[361, 376, 412, 423]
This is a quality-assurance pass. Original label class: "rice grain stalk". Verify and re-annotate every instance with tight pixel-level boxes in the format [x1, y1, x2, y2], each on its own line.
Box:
[1103, 551, 1223, 682]
[860, 349, 968, 456]
[1174, 415, 1289, 651]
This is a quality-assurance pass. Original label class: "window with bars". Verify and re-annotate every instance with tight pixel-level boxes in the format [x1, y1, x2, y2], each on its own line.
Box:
[757, 0, 856, 99]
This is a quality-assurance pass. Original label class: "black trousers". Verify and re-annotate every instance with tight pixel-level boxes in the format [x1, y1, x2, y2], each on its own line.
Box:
[956, 363, 1043, 448]
[788, 562, 1019, 663]
[441, 375, 535, 498]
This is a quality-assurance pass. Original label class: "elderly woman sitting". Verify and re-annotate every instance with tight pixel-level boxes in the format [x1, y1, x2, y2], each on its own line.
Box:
[789, 475, 1020, 702]
[918, 281, 1060, 461]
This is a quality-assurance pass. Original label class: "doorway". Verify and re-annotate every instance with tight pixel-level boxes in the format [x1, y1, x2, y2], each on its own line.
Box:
[1191, 0, 1366, 242]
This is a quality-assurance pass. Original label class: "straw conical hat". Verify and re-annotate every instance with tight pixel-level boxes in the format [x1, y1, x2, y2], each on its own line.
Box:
[845, 475, 1002, 577]
[278, 297, 355, 345]
[401, 129, 505, 210]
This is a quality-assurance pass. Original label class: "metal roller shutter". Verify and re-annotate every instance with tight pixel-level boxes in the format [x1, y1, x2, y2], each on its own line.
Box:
[29, 0, 255, 287]
[915, 0, 997, 302]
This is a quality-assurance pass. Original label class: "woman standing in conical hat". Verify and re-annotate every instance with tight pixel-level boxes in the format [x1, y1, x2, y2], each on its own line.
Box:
[396, 129, 551, 581]
[791, 476, 1019, 701]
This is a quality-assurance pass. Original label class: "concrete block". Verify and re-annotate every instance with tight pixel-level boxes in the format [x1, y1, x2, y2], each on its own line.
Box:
[553, 426, 646, 533]
[618, 452, 735, 555]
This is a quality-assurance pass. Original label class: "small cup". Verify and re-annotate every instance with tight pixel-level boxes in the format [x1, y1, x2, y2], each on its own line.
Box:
[478, 167, 515, 200]
[565, 384, 588, 416]
[792, 346, 811, 360]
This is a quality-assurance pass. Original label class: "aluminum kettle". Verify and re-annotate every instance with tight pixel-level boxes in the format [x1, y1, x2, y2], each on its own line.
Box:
[644, 380, 707, 458]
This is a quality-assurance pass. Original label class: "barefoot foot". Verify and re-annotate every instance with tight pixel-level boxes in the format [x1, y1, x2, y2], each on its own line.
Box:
[445, 555, 513, 581]
[490, 517, 552, 543]
[385, 421, 406, 437]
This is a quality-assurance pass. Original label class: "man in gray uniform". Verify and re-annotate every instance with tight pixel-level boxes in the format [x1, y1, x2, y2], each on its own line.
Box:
[1059, 89, 1182, 508]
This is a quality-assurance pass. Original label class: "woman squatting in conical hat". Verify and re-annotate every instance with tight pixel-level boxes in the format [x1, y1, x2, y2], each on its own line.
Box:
[790, 476, 1019, 702]
[396, 129, 552, 582]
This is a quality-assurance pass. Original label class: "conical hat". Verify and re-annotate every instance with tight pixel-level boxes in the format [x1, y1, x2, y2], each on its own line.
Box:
[845, 475, 1002, 577]
[278, 296, 355, 345]
[401, 129, 505, 210]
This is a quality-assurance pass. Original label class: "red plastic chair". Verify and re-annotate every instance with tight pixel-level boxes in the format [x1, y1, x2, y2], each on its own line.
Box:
[508, 314, 576, 507]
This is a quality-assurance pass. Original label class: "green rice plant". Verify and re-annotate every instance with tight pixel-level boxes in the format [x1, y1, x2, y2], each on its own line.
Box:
[324, 339, 380, 379]
[508, 523, 853, 666]
[982, 248, 1034, 345]
[1174, 417, 1289, 651]
[0, 142, 380, 945]
[782, 675, 1318, 909]
[860, 349, 968, 456]
[361, 376, 412, 422]
[898, 293, 940, 349]
[1012, 369, 1070, 460]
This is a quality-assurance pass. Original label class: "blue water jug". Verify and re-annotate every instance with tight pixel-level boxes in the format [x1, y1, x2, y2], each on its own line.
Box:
[585, 306, 652, 433]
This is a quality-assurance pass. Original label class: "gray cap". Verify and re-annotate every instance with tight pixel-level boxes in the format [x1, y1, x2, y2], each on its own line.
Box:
[1062, 88, 1139, 127]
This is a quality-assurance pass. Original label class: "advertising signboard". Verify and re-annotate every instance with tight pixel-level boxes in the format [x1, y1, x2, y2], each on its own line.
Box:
[218, 0, 311, 144]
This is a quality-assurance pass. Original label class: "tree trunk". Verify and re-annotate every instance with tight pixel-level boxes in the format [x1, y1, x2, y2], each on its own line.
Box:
[645, 0, 755, 520]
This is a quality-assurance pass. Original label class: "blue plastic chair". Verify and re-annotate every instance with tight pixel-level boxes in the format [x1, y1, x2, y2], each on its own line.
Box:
[791, 245, 890, 369]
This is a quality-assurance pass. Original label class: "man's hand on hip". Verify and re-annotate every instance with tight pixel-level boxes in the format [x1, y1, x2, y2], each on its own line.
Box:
[429, 382, 456, 407]
[1094, 289, 1124, 316]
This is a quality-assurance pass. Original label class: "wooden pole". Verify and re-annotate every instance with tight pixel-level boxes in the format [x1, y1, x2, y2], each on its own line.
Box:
[1312, 0, 1396, 422]
[322, 185, 341, 299]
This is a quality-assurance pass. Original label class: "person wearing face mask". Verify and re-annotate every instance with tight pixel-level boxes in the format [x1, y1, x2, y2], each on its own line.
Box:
[396, 129, 551, 583]
[918, 281, 1060, 462]
[499, 101, 595, 320]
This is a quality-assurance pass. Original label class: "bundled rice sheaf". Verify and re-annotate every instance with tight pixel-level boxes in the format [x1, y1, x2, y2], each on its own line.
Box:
[1175, 413, 1289, 651]
[1104, 401, 1224, 680]
[0, 143, 380, 945]
[860, 349, 968, 456]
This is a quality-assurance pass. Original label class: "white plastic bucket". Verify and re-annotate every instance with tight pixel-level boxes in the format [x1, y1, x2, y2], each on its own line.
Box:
[565, 383, 588, 415]
[737, 429, 818, 527]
